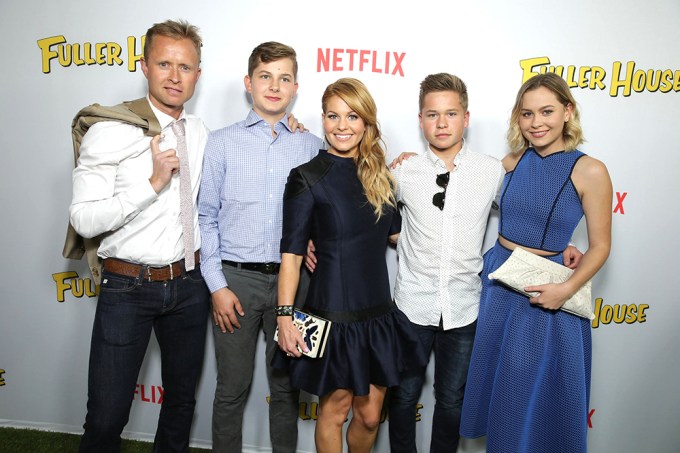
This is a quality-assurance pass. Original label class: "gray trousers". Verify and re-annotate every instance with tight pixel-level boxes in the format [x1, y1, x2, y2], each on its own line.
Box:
[212, 263, 309, 453]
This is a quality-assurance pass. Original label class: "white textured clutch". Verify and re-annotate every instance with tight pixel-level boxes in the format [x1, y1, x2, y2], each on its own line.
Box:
[275, 309, 332, 358]
[488, 247, 594, 320]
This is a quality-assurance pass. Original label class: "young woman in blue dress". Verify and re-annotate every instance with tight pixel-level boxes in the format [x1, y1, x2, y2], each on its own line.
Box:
[460, 72, 613, 452]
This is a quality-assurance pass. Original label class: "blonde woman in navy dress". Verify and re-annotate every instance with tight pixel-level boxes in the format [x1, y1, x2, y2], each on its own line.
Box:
[275, 78, 426, 453]
[460, 73, 612, 452]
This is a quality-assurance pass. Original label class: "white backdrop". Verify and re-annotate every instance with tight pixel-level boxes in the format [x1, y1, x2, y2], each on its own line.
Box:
[1, 0, 679, 452]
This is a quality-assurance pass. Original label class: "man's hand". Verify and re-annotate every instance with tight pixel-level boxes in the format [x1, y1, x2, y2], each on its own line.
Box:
[305, 239, 317, 273]
[389, 152, 417, 169]
[148, 135, 180, 193]
[563, 245, 584, 269]
[211, 287, 245, 334]
[287, 113, 307, 132]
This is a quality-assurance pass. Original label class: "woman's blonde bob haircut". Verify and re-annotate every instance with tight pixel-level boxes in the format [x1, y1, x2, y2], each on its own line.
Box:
[507, 72, 585, 154]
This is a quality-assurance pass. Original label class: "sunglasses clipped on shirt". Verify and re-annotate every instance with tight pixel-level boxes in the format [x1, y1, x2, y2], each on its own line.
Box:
[432, 171, 450, 211]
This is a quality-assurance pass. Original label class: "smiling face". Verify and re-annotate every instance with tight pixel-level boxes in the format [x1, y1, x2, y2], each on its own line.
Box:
[519, 86, 572, 155]
[141, 35, 201, 119]
[419, 90, 469, 158]
[244, 57, 298, 125]
[322, 95, 366, 159]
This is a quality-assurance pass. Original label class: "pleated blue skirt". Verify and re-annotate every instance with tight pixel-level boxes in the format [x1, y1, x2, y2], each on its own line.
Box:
[461, 242, 592, 452]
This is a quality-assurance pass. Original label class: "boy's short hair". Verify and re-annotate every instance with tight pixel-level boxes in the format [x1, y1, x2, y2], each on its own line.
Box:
[248, 42, 298, 78]
[419, 73, 468, 111]
[144, 19, 202, 62]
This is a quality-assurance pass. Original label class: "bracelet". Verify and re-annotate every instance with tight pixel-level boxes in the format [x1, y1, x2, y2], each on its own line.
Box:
[274, 305, 294, 317]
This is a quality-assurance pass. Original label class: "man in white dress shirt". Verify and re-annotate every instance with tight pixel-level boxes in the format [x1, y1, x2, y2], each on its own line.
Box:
[69, 19, 209, 452]
[387, 73, 504, 453]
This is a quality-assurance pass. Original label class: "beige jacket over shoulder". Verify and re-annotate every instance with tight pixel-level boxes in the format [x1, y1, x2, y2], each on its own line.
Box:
[62, 97, 161, 284]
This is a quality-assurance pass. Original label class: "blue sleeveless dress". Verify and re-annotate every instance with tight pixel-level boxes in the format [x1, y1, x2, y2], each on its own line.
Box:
[460, 149, 591, 452]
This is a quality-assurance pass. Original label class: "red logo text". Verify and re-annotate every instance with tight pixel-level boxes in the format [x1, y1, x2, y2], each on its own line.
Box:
[133, 384, 163, 404]
[317, 48, 405, 76]
[614, 191, 627, 214]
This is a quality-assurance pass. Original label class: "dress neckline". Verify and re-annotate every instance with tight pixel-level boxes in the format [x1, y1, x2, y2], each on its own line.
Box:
[528, 147, 568, 159]
[321, 149, 356, 166]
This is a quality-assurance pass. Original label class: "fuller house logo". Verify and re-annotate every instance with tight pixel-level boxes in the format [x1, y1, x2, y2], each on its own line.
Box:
[520, 56, 679, 96]
[52, 271, 99, 302]
[270, 397, 397, 422]
[37, 35, 145, 73]
[591, 298, 648, 329]
[0, 369, 6, 386]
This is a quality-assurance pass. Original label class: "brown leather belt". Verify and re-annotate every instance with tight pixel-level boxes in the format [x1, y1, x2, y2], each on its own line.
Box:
[222, 260, 280, 275]
[103, 251, 200, 282]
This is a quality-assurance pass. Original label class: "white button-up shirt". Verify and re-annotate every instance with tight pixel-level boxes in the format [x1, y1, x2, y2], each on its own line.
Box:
[70, 98, 209, 266]
[391, 142, 505, 329]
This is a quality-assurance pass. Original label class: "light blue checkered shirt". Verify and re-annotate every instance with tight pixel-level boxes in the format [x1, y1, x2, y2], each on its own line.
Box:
[198, 110, 322, 293]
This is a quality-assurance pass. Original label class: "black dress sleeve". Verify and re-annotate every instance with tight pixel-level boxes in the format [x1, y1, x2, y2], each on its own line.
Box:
[281, 156, 334, 255]
[280, 167, 314, 255]
[389, 205, 402, 236]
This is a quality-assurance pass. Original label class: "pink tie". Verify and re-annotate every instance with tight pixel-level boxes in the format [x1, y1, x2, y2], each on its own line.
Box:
[171, 119, 195, 271]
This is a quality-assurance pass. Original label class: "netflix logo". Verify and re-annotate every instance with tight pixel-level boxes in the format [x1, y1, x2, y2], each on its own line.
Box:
[317, 48, 406, 76]
[133, 383, 163, 405]
[613, 191, 627, 214]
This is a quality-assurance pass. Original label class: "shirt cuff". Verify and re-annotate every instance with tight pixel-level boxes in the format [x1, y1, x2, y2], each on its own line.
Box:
[203, 266, 228, 294]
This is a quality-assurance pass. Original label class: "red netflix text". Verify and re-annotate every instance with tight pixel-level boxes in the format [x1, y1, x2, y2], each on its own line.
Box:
[588, 409, 595, 428]
[614, 191, 627, 214]
[133, 384, 164, 404]
[317, 48, 406, 76]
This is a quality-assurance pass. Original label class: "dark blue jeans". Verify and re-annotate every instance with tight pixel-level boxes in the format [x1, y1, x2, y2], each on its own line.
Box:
[79, 265, 210, 453]
[389, 319, 476, 453]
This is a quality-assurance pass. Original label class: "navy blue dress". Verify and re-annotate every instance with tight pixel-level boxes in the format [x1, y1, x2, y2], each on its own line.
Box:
[461, 149, 592, 452]
[279, 149, 427, 397]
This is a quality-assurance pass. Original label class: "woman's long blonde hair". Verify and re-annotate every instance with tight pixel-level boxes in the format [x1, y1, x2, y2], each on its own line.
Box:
[322, 78, 395, 219]
[507, 72, 585, 154]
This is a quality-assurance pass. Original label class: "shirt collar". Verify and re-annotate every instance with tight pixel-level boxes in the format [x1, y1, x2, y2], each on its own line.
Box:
[245, 109, 292, 132]
[146, 95, 186, 130]
[424, 138, 469, 170]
